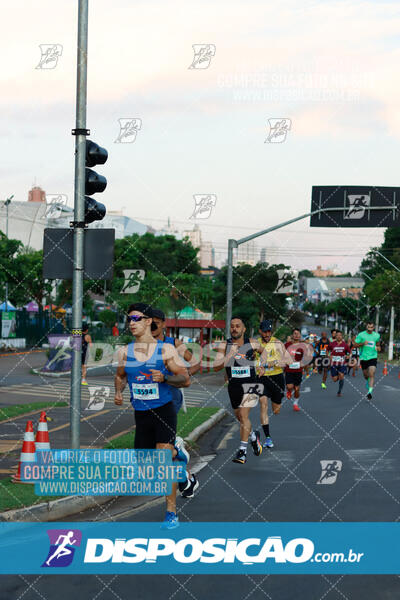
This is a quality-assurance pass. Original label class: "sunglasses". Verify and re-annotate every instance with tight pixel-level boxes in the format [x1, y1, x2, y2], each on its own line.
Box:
[127, 315, 150, 322]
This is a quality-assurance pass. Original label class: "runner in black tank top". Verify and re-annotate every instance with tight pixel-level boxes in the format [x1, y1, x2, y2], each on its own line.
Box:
[214, 316, 268, 464]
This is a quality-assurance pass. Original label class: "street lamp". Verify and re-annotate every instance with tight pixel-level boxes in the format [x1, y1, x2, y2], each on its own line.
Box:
[3, 194, 14, 309]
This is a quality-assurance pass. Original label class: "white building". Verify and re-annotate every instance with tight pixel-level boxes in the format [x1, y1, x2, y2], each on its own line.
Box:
[0, 200, 47, 250]
[182, 225, 214, 268]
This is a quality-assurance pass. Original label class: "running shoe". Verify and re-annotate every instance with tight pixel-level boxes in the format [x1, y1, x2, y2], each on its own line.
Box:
[263, 436, 274, 449]
[286, 390, 292, 399]
[337, 392, 342, 397]
[367, 392, 372, 400]
[178, 470, 190, 493]
[161, 511, 179, 530]
[321, 382, 327, 389]
[81, 380, 88, 385]
[251, 430, 262, 456]
[305, 373, 311, 379]
[174, 436, 189, 464]
[232, 449, 247, 464]
[293, 404, 300, 412]
[181, 474, 199, 498]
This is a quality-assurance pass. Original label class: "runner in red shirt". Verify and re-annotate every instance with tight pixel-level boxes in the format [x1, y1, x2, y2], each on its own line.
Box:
[284, 328, 314, 412]
[328, 330, 350, 397]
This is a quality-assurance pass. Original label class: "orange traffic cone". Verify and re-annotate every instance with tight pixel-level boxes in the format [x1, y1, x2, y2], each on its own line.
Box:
[383, 361, 388, 376]
[13, 420, 36, 484]
[35, 411, 50, 450]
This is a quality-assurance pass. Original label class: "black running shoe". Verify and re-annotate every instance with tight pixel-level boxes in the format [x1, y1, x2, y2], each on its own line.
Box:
[181, 474, 199, 498]
[178, 471, 190, 494]
[251, 430, 263, 456]
[232, 449, 247, 464]
[367, 393, 372, 400]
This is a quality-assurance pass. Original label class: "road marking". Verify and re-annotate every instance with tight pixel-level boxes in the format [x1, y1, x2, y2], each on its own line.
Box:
[48, 409, 111, 434]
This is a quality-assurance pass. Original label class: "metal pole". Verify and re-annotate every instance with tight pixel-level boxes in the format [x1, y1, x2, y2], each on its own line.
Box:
[5, 201, 8, 309]
[388, 305, 395, 361]
[375, 305, 379, 331]
[226, 239, 236, 337]
[70, 0, 89, 449]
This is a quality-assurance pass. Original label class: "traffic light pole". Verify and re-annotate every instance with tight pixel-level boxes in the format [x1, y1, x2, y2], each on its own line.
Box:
[70, 0, 89, 448]
[225, 206, 393, 337]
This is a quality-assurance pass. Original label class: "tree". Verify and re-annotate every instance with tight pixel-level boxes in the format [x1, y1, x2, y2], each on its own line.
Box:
[359, 227, 400, 281]
[212, 262, 292, 331]
[298, 269, 313, 278]
[364, 270, 400, 311]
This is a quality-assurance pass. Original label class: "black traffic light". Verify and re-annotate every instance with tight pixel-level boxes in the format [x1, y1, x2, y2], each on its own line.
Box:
[84, 140, 108, 224]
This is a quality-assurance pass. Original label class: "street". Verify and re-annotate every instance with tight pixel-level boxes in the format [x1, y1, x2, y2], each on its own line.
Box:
[1, 364, 399, 598]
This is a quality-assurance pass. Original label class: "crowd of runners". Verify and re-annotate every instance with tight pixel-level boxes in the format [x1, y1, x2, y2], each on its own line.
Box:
[113, 303, 381, 529]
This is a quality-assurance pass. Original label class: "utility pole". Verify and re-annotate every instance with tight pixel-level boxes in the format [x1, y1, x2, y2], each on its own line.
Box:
[375, 305, 379, 331]
[388, 305, 395, 361]
[70, 0, 89, 449]
[3, 195, 14, 309]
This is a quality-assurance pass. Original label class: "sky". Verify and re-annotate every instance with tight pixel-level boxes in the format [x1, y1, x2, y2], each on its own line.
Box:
[2, 0, 400, 273]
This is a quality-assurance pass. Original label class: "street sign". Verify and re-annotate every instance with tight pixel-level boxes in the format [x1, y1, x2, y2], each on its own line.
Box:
[310, 186, 400, 227]
[43, 228, 115, 279]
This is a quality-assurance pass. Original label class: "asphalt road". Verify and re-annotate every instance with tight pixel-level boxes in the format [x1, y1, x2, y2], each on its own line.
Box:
[1, 365, 400, 598]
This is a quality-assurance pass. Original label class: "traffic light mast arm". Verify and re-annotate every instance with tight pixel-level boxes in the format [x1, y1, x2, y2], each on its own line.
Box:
[225, 206, 390, 337]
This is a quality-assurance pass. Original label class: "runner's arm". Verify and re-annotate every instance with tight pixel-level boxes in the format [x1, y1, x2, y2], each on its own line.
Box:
[114, 346, 127, 405]
[213, 342, 228, 372]
[175, 338, 201, 375]
[150, 344, 190, 388]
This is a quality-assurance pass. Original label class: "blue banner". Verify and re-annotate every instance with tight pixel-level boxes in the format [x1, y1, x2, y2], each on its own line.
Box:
[0, 523, 399, 574]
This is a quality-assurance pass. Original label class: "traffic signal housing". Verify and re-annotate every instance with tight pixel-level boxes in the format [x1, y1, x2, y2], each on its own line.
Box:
[84, 140, 108, 224]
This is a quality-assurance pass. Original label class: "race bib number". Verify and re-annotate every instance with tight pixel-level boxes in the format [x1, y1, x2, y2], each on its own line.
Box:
[231, 366, 251, 378]
[352, 349, 357, 355]
[289, 362, 300, 369]
[367, 341, 375, 348]
[320, 350, 326, 356]
[332, 356, 342, 363]
[132, 383, 159, 400]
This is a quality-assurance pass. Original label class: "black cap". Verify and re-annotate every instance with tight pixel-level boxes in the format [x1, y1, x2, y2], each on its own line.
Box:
[152, 309, 166, 321]
[127, 303, 153, 318]
[260, 319, 273, 332]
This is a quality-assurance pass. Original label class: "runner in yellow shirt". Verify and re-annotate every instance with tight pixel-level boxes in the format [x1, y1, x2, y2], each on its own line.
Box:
[255, 319, 292, 448]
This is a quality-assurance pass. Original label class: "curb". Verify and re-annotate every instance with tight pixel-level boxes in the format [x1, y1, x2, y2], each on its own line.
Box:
[0, 408, 228, 522]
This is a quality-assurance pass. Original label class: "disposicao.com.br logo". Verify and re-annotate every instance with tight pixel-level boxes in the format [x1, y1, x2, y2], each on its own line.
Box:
[42, 529, 82, 567]
[82, 536, 363, 566]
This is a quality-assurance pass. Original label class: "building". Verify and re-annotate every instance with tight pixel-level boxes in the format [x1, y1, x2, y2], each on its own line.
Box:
[234, 240, 259, 266]
[47, 206, 150, 239]
[182, 225, 215, 269]
[28, 186, 46, 203]
[0, 199, 47, 250]
[304, 277, 364, 302]
[312, 265, 340, 277]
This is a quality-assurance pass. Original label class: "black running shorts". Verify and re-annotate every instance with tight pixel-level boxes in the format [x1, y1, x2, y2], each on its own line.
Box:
[134, 401, 177, 448]
[227, 382, 246, 410]
[360, 358, 377, 370]
[285, 371, 303, 387]
[257, 373, 285, 404]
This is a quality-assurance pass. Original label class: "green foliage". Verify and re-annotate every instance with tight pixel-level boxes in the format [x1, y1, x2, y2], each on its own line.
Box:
[98, 309, 117, 327]
[365, 270, 400, 310]
[0, 234, 52, 306]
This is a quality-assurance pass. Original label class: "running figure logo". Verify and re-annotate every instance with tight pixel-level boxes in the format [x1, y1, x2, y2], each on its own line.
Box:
[115, 118, 142, 143]
[86, 386, 110, 411]
[275, 270, 294, 293]
[317, 460, 343, 485]
[43, 194, 68, 220]
[36, 44, 63, 69]
[344, 193, 370, 219]
[188, 44, 216, 69]
[42, 529, 82, 567]
[190, 195, 217, 219]
[121, 269, 145, 294]
[265, 119, 291, 143]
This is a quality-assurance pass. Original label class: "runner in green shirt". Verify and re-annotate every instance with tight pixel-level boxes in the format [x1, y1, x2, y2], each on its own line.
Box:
[353, 321, 381, 400]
